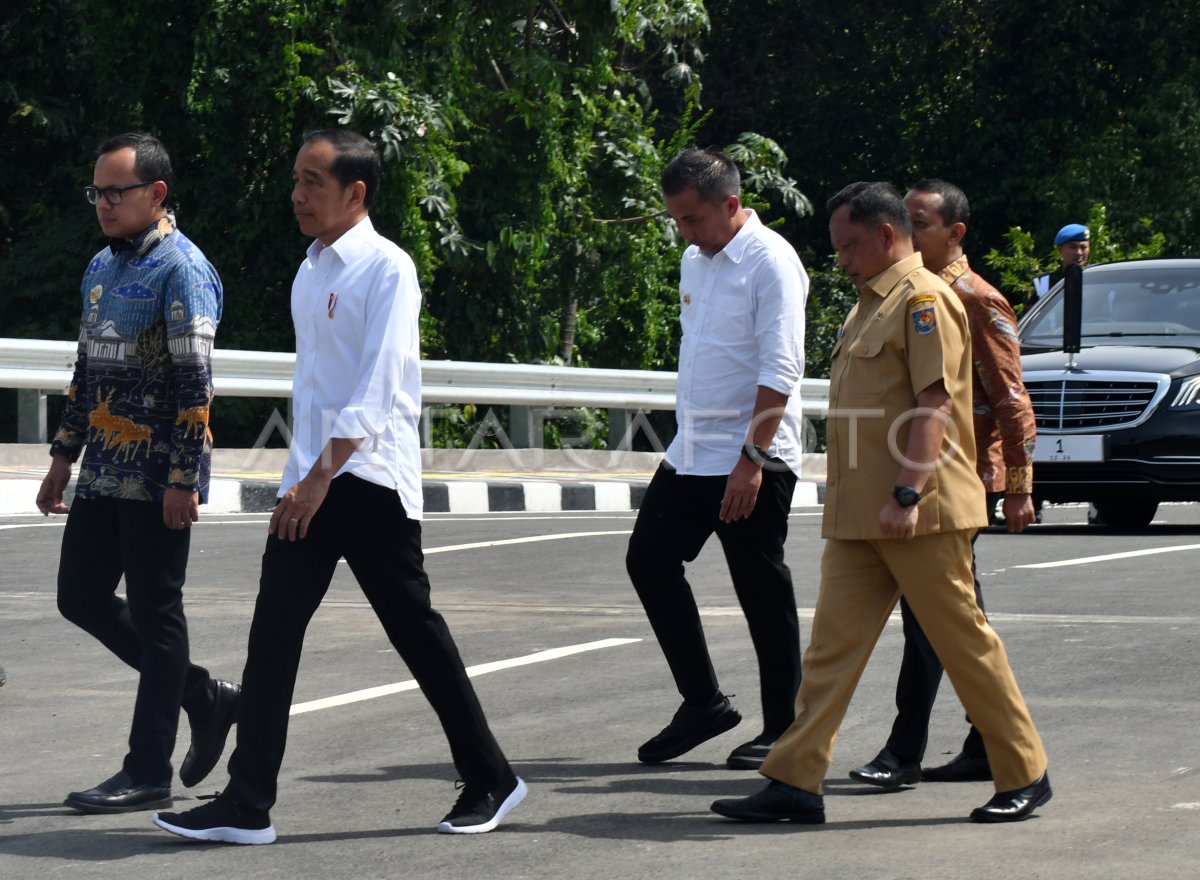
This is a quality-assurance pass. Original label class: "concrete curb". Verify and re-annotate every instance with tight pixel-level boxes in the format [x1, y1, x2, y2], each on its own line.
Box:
[0, 445, 826, 515]
[0, 475, 820, 515]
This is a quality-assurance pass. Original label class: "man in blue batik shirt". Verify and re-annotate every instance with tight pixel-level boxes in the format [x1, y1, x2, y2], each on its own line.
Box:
[37, 133, 240, 814]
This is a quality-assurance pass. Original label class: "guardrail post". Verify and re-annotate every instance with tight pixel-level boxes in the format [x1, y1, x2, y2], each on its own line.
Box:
[17, 389, 47, 443]
[608, 408, 631, 449]
[420, 406, 432, 447]
[508, 405, 536, 448]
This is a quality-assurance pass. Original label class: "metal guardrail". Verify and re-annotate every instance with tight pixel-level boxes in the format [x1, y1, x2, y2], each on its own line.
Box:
[0, 337, 830, 442]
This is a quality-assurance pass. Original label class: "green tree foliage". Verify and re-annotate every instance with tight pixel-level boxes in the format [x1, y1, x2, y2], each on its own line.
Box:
[0, 1, 805, 372]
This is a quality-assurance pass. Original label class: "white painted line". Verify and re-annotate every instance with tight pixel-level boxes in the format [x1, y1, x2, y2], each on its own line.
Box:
[423, 530, 631, 555]
[1014, 543, 1200, 569]
[0, 521, 67, 531]
[289, 637, 641, 716]
[1171, 802, 1200, 810]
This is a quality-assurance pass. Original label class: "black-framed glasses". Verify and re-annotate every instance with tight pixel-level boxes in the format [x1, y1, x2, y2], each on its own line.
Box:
[84, 181, 154, 205]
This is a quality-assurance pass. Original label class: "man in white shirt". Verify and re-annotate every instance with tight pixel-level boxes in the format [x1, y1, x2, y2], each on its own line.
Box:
[627, 148, 808, 771]
[153, 129, 524, 844]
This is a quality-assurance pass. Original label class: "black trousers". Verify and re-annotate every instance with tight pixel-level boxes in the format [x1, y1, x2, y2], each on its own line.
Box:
[884, 529, 988, 765]
[626, 463, 802, 737]
[225, 473, 512, 812]
[57, 496, 216, 783]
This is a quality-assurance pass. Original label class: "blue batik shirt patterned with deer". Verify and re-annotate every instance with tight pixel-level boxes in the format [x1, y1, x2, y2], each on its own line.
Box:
[50, 213, 223, 503]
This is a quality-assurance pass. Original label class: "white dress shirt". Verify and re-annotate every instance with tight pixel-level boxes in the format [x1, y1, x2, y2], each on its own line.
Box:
[665, 210, 808, 476]
[283, 216, 425, 518]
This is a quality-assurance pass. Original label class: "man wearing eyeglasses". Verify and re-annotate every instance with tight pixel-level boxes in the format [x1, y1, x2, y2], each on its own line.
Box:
[37, 132, 239, 814]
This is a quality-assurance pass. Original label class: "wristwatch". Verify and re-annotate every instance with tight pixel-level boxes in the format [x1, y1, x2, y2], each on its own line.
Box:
[892, 485, 921, 508]
[742, 443, 773, 466]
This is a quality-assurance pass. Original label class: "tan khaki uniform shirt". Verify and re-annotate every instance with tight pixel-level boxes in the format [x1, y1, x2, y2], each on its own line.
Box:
[823, 252, 988, 539]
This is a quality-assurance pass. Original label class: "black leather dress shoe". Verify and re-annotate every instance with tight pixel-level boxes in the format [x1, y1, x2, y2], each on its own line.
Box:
[65, 770, 171, 814]
[711, 780, 825, 824]
[848, 748, 921, 789]
[638, 694, 741, 764]
[970, 771, 1052, 823]
[922, 751, 992, 782]
[726, 733, 777, 770]
[180, 679, 241, 788]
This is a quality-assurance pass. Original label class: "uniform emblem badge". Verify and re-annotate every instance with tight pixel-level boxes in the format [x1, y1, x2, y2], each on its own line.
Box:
[89, 285, 103, 304]
[682, 294, 691, 305]
[912, 307, 937, 335]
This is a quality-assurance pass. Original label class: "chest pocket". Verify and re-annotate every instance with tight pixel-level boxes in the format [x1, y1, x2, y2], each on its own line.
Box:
[848, 335, 884, 359]
[703, 287, 753, 343]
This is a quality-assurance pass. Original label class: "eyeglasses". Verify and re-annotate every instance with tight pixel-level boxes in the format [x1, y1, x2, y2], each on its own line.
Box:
[84, 181, 154, 206]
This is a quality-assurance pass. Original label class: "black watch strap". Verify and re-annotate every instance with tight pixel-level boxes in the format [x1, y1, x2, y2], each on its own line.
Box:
[742, 444, 773, 466]
[893, 485, 921, 507]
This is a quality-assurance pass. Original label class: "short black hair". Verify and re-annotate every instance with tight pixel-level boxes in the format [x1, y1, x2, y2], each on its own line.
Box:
[302, 129, 382, 208]
[908, 178, 970, 226]
[826, 181, 911, 236]
[97, 132, 174, 205]
[661, 147, 740, 204]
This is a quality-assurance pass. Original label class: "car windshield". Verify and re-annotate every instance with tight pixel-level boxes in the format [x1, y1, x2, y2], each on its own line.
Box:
[1021, 266, 1200, 344]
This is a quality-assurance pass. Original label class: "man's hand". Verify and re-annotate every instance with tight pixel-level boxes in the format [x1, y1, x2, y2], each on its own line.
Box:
[720, 455, 763, 523]
[36, 456, 72, 515]
[163, 488, 200, 530]
[879, 498, 920, 540]
[270, 471, 332, 541]
[1002, 493, 1036, 533]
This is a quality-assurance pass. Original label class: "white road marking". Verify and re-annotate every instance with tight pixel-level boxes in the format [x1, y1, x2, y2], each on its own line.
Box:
[1014, 543, 1200, 569]
[289, 637, 640, 715]
[424, 530, 631, 554]
[0, 521, 66, 531]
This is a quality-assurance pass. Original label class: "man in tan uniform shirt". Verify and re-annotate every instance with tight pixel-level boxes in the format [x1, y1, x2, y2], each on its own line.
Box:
[711, 181, 1050, 825]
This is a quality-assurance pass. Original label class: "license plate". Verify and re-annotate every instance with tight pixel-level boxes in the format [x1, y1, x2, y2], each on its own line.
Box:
[1034, 434, 1105, 463]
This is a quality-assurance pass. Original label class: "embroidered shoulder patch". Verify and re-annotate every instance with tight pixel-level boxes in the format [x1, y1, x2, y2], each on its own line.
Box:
[912, 306, 937, 335]
[908, 293, 936, 307]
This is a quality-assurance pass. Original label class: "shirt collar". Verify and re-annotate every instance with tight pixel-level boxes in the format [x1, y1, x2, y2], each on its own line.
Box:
[719, 209, 761, 264]
[863, 251, 925, 298]
[938, 254, 971, 287]
[109, 212, 176, 256]
[306, 215, 375, 265]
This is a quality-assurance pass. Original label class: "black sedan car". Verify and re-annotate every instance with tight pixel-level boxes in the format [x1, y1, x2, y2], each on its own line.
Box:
[1019, 258, 1200, 527]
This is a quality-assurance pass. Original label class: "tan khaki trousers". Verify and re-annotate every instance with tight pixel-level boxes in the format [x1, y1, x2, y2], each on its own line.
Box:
[760, 529, 1047, 794]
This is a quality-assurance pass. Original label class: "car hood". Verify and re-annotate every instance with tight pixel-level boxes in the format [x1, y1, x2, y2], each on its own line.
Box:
[1021, 344, 1200, 376]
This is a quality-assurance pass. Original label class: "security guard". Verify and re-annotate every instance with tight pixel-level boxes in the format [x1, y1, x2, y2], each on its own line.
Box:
[711, 181, 1050, 826]
[1032, 223, 1090, 300]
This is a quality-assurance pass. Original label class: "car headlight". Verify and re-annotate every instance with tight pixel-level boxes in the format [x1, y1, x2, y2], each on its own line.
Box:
[1170, 376, 1200, 408]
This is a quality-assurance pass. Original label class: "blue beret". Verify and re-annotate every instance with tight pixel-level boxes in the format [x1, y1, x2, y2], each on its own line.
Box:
[1055, 223, 1090, 245]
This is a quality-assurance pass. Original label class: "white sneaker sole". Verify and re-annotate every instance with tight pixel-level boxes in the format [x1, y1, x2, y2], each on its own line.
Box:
[436, 776, 527, 834]
[153, 813, 277, 845]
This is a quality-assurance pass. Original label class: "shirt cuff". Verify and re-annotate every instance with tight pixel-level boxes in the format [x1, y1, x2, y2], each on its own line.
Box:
[755, 371, 798, 397]
[1005, 465, 1034, 495]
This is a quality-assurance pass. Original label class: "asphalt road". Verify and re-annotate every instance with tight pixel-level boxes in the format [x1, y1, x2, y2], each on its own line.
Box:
[2, 502, 1198, 879]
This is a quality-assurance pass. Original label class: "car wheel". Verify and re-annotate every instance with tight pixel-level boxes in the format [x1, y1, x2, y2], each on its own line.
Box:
[1087, 499, 1159, 529]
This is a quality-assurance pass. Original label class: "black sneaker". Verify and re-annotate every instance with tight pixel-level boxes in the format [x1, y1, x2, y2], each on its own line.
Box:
[638, 693, 742, 764]
[437, 774, 527, 834]
[726, 733, 777, 770]
[153, 793, 276, 845]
